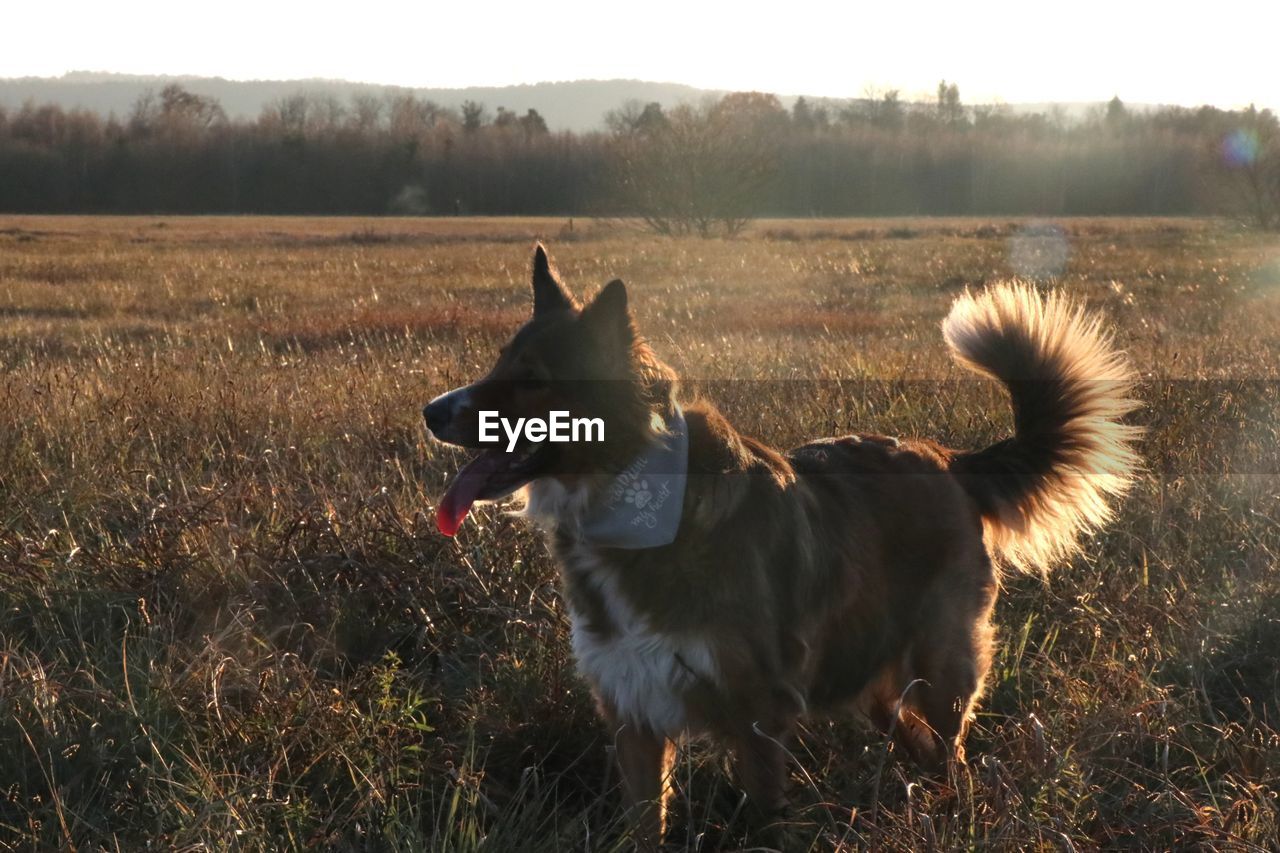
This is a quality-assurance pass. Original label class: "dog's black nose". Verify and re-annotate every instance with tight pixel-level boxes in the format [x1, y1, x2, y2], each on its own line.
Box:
[423, 399, 451, 436]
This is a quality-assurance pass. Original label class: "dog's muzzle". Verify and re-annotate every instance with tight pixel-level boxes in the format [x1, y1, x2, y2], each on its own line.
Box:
[423, 385, 474, 445]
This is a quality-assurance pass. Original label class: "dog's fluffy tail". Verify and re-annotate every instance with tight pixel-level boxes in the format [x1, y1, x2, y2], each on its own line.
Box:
[943, 282, 1141, 574]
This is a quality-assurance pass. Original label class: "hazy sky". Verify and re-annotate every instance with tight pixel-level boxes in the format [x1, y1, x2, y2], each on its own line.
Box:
[7, 0, 1277, 108]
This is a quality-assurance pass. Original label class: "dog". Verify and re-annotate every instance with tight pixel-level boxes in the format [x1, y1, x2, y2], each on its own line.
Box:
[424, 244, 1139, 845]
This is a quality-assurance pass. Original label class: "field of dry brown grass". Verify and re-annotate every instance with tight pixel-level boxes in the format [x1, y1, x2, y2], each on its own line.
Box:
[2, 215, 1279, 850]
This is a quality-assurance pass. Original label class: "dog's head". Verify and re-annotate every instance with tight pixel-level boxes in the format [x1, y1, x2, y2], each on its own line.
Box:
[425, 244, 676, 535]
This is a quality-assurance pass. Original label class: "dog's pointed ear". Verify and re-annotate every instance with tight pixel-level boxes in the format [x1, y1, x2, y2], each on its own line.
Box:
[531, 243, 573, 316]
[580, 279, 632, 343]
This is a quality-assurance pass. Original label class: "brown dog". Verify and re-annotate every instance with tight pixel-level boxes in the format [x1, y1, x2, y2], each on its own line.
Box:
[424, 245, 1140, 844]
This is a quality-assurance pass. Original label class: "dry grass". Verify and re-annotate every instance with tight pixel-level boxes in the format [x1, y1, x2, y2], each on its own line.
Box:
[1, 215, 1279, 850]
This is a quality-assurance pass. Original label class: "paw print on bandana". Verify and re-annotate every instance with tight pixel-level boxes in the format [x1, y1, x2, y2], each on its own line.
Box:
[625, 480, 652, 509]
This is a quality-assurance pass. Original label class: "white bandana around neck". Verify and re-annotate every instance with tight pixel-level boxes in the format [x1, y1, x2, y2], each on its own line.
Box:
[577, 405, 688, 549]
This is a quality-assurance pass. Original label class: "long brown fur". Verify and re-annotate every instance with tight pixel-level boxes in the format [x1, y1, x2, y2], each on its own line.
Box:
[944, 282, 1142, 572]
[427, 248, 1141, 847]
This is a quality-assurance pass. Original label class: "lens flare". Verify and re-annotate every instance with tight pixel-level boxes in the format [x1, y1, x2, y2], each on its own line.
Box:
[1222, 129, 1260, 168]
[1008, 222, 1070, 281]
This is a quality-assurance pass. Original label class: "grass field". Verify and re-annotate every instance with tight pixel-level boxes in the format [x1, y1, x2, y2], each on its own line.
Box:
[2, 215, 1279, 850]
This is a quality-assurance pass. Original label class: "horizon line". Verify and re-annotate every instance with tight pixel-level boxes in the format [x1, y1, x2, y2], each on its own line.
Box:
[4, 70, 1273, 113]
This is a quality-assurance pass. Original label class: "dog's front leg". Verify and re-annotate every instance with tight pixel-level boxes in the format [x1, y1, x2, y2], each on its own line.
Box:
[610, 718, 675, 850]
[729, 717, 793, 818]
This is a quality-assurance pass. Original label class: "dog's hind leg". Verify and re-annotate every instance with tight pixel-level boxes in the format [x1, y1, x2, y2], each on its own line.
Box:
[857, 658, 943, 766]
[909, 572, 998, 768]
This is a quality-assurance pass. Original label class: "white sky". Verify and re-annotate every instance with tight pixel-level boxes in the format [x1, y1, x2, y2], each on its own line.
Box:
[5, 0, 1277, 109]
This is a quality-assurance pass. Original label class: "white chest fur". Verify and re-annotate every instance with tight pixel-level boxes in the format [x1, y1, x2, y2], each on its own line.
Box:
[524, 481, 719, 737]
[566, 544, 718, 737]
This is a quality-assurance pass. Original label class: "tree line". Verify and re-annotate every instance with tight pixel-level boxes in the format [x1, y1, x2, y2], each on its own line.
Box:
[0, 83, 1276, 229]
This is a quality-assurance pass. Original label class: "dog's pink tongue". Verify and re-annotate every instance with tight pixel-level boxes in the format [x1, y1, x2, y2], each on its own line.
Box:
[436, 452, 501, 537]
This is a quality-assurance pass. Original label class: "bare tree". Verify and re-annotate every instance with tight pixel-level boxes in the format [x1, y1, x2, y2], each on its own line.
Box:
[851, 86, 904, 130]
[387, 94, 442, 138]
[609, 93, 783, 237]
[261, 94, 309, 136]
[1216, 107, 1280, 230]
[349, 94, 385, 133]
[607, 100, 659, 136]
[131, 84, 226, 135]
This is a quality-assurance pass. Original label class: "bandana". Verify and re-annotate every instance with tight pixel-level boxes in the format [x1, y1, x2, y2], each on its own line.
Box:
[577, 406, 688, 549]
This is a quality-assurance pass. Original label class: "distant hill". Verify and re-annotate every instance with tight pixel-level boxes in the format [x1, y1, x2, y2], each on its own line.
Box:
[0, 72, 1135, 132]
[0, 73, 724, 132]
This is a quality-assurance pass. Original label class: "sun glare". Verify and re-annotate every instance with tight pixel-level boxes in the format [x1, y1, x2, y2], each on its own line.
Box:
[6, 0, 1276, 109]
